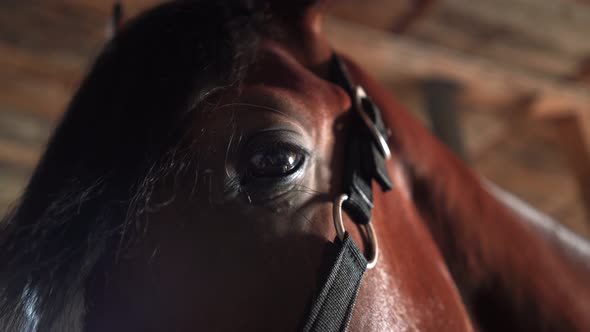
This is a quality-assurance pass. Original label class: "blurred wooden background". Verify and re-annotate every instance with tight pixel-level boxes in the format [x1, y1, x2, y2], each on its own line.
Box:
[1, 0, 589, 238]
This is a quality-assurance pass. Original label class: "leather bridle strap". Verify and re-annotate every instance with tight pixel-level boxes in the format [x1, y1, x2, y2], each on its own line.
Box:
[301, 54, 393, 332]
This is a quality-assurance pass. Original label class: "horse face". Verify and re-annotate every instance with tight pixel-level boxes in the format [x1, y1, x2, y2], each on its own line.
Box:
[85, 6, 473, 331]
[86, 40, 353, 331]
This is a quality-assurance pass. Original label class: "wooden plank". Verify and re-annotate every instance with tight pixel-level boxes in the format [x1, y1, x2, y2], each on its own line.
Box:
[328, 0, 410, 31]
[0, 2, 105, 58]
[421, 78, 468, 160]
[324, 17, 590, 116]
[0, 138, 41, 168]
[443, 0, 590, 58]
[328, 0, 589, 78]
[472, 119, 590, 237]
[0, 42, 85, 83]
[0, 110, 51, 146]
[550, 114, 590, 221]
[0, 66, 73, 119]
[0, 165, 32, 217]
[408, 11, 577, 77]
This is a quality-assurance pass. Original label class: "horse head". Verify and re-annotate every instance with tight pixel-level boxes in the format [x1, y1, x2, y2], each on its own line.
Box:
[1, 1, 589, 331]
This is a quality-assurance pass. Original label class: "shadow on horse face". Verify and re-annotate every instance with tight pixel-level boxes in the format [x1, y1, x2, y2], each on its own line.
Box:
[84, 40, 356, 331]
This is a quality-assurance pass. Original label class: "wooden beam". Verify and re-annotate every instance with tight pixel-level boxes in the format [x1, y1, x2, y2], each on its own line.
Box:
[443, 0, 590, 58]
[328, 0, 590, 78]
[327, 0, 410, 31]
[324, 17, 590, 116]
[0, 43, 84, 84]
[0, 68, 72, 119]
[0, 138, 41, 168]
[421, 78, 468, 161]
[392, 0, 437, 34]
[550, 113, 590, 221]
[407, 11, 578, 78]
[0, 165, 31, 217]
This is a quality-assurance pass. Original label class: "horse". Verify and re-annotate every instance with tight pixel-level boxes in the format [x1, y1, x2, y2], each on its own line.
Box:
[1, 1, 589, 331]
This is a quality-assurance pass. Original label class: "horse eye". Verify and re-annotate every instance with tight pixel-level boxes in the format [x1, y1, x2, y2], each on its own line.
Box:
[247, 147, 304, 177]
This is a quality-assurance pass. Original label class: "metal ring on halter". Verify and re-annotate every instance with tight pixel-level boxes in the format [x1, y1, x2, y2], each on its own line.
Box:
[333, 193, 379, 269]
[354, 86, 392, 160]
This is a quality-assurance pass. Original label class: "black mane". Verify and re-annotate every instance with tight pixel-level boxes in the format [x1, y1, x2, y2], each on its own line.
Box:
[0, 2, 263, 330]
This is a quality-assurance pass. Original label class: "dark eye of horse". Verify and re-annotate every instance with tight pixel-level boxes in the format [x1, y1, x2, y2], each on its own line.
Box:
[247, 146, 304, 177]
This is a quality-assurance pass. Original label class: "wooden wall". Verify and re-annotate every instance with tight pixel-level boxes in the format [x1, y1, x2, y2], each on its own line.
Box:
[1, 0, 589, 238]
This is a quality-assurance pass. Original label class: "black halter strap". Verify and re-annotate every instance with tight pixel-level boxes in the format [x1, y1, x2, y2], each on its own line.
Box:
[331, 54, 393, 224]
[301, 54, 393, 332]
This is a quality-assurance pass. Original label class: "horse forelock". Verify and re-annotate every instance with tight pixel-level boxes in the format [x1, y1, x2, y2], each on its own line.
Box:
[0, 1, 267, 330]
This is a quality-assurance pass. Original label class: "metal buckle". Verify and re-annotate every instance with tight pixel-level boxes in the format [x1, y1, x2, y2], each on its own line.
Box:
[333, 193, 379, 269]
[354, 86, 392, 160]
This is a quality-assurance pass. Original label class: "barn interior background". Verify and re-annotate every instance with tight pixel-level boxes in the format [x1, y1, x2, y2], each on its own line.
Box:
[1, 0, 589, 239]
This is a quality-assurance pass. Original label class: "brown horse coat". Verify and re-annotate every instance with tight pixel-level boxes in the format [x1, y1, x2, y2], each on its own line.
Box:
[1, 2, 589, 331]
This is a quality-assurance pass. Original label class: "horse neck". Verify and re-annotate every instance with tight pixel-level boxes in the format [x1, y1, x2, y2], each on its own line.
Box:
[340, 55, 590, 330]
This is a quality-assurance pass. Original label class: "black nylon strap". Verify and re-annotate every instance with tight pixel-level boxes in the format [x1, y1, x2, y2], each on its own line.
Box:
[300, 53, 393, 331]
[302, 233, 368, 332]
